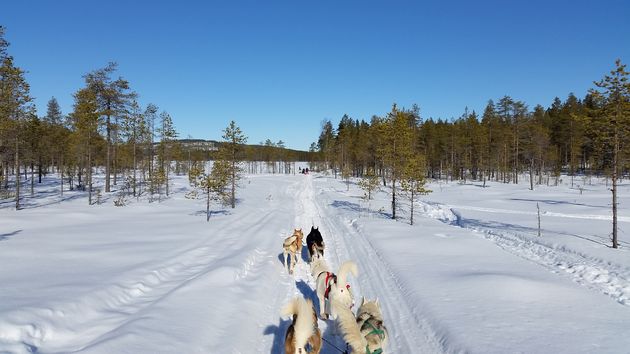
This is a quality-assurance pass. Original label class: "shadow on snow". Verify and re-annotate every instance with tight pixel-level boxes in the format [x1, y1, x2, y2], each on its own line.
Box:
[0, 230, 22, 242]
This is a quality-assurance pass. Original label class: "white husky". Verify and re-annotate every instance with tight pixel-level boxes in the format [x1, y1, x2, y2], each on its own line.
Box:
[281, 297, 322, 354]
[310, 259, 358, 320]
[335, 297, 388, 353]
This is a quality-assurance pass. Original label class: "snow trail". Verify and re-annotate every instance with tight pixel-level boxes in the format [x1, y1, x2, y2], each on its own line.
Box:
[420, 201, 630, 307]
[307, 175, 447, 353]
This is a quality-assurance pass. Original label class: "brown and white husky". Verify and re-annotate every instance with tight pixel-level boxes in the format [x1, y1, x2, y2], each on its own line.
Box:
[282, 297, 322, 354]
[283, 228, 303, 274]
[335, 297, 388, 353]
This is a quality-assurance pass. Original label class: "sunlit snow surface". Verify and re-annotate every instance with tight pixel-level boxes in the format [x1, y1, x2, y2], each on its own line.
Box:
[1, 172, 630, 353]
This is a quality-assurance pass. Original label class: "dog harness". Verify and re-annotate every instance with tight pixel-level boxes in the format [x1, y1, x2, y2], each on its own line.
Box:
[323, 272, 336, 299]
[362, 321, 385, 354]
[321, 272, 351, 299]
[366, 346, 383, 354]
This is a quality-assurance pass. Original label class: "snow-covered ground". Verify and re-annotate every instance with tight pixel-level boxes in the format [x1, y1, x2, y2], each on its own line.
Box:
[1, 172, 630, 353]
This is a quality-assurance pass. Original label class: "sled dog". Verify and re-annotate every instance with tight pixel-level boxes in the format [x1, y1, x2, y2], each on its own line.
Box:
[310, 259, 357, 320]
[335, 297, 388, 354]
[283, 228, 303, 274]
[306, 226, 325, 261]
[282, 297, 322, 354]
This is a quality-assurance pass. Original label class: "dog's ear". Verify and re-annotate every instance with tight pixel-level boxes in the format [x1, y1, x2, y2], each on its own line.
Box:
[375, 298, 380, 307]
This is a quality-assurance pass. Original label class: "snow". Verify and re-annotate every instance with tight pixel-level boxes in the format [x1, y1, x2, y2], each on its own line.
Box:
[1, 172, 630, 353]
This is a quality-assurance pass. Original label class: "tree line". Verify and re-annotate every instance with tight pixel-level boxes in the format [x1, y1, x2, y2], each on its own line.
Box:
[0, 25, 181, 208]
[0, 26, 306, 211]
[312, 60, 630, 248]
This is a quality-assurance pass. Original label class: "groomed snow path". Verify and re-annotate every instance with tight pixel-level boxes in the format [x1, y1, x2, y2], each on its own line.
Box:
[2, 173, 630, 353]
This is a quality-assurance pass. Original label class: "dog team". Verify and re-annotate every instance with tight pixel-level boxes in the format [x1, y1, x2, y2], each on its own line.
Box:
[281, 226, 389, 354]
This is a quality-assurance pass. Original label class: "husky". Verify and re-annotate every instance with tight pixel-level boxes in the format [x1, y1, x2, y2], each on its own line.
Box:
[310, 259, 358, 320]
[282, 297, 322, 354]
[306, 226, 325, 261]
[335, 297, 388, 354]
[283, 228, 303, 274]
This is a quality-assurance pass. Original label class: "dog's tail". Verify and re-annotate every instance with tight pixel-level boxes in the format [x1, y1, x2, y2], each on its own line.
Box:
[281, 297, 315, 349]
[311, 242, 324, 256]
[283, 235, 297, 248]
[333, 299, 366, 352]
[337, 260, 358, 287]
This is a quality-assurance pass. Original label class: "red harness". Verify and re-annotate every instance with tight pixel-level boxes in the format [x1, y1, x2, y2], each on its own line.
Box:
[323, 272, 350, 299]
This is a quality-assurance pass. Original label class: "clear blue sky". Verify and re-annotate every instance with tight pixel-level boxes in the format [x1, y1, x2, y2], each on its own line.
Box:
[2, 0, 629, 150]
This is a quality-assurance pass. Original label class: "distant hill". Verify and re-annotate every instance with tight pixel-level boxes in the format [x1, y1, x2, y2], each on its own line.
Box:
[175, 139, 317, 162]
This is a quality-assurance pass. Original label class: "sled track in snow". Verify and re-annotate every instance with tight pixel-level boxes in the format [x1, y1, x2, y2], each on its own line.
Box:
[309, 177, 448, 354]
[426, 203, 630, 307]
[0, 207, 280, 354]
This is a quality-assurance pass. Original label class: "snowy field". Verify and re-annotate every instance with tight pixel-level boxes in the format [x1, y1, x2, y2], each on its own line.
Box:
[1, 172, 630, 353]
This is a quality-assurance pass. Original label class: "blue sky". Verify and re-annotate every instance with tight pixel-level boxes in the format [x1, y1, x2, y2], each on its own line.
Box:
[2, 0, 629, 150]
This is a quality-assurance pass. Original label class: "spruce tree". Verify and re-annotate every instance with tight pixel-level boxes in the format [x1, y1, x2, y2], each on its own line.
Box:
[44, 97, 67, 193]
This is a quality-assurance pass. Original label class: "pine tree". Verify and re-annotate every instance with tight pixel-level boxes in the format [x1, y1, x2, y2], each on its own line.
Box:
[122, 100, 145, 196]
[153, 167, 166, 202]
[217, 120, 247, 208]
[44, 97, 68, 194]
[24, 114, 43, 197]
[317, 120, 335, 171]
[0, 46, 34, 209]
[377, 104, 415, 219]
[144, 103, 159, 192]
[401, 155, 431, 225]
[590, 59, 630, 249]
[342, 165, 352, 191]
[83, 62, 134, 192]
[157, 111, 177, 196]
[45, 97, 63, 125]
[0, 26, 8, 58]
[358, 167, 380, 213]
[198, 160, 230, 221]
[481, 100, 499, 183]
[70, 88, 100, 205]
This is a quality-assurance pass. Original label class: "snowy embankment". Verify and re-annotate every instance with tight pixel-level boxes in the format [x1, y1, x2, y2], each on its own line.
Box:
[423, 181, 630, 307]
[1, 173, 630, 353]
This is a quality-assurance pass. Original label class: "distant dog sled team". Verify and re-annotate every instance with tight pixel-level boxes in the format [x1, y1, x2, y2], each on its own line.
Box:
[280, 226, 388, 353]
